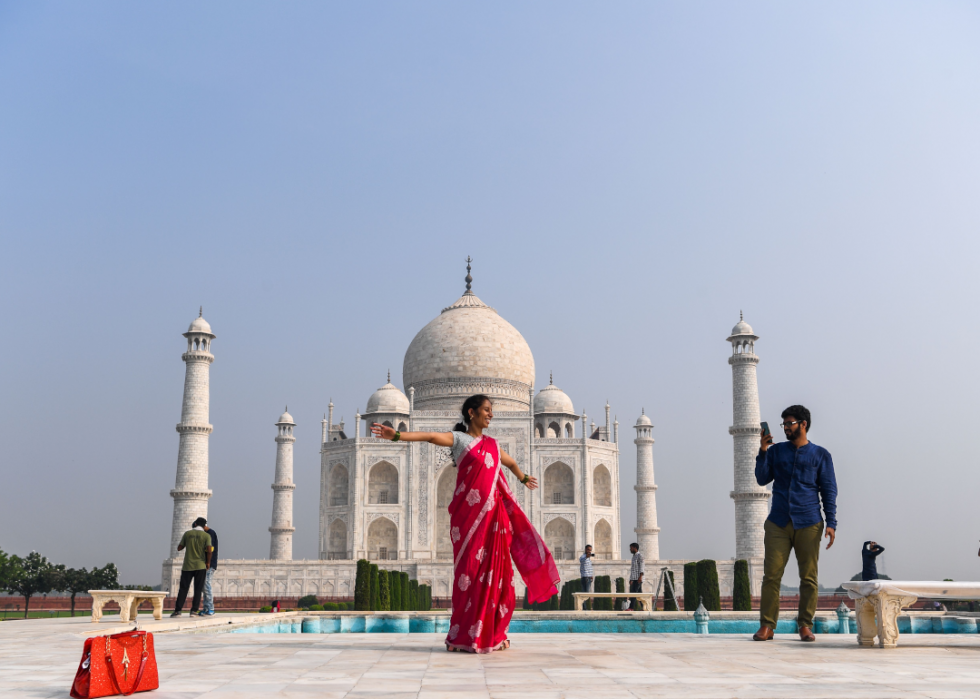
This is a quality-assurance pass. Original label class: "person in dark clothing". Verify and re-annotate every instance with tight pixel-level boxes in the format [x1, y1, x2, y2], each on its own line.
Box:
[171, 517, 213, 617]
[861, 541, 884, 581]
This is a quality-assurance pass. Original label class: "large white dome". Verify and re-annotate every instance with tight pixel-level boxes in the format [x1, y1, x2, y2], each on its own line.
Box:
[403, 290, 535, 412]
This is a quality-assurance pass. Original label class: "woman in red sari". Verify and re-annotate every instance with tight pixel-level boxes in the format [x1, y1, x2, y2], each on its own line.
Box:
[371, 394, 559, 653]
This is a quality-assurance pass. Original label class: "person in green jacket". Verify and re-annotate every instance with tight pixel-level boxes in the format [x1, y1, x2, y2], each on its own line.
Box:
[171, 517, 213, 617]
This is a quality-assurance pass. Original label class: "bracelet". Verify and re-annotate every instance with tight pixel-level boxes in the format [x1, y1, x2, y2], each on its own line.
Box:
[392, 431, 401, 442]
[520, 474, 530, 485]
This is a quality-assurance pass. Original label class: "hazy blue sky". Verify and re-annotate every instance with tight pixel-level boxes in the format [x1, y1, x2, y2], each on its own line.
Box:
[2, 2, 979, 588]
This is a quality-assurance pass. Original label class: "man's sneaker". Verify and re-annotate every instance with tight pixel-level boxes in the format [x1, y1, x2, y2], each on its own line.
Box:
[169, 612, 182, 618]
[203, 610, 216, 616]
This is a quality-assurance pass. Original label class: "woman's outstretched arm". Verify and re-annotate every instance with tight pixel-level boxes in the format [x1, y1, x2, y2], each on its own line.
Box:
[370, 422, 454, 447]
[500, 449, 538, 490]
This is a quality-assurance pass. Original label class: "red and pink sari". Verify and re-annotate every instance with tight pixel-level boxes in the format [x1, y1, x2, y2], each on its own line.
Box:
[445, 435, 560, 653]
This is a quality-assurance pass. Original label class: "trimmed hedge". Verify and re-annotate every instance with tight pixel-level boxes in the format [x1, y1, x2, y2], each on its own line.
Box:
[323, 602, 338, 611]
[733, 559, 752, 611]
[662, 570, 678, 611]
[379, 570, 391, 611]
[308, 604, 324, 611]
[259, 606, 272, 613]
[400, 572, 410, 611]
[683, 562, 698, 611]
[369, 564, 380, 611]
[696, 559, 721, 611]
[354, 559, 370, 611]
[390, 570, 402, 611]
[297, 595, 319, 609]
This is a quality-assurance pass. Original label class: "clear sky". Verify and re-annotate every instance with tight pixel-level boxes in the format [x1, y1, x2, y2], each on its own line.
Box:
[1, 2, 979, 588]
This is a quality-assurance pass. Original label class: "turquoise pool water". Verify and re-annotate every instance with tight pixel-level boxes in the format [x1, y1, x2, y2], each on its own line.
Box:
[214, 613, 978, 635]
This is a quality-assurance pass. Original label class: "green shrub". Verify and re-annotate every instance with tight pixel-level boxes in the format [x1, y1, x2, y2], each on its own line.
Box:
[379, 570, 391, 611]
[323, 602, 338, 611]
[696, 559, 721, 611]
[409, 579, 419, 611]
[662, 570, 678, 611]
[354, 559, 370, 611]
[390, 570, 402, 611]
[370, 564, 380, 611]
[732, 560, 752, 611]
[683, 562, 698, 611]
[259, 606, 272, 613]
[400, 572, 410, 610]
[308, 604, 324, 611]
[597, 576, 614, 611]
[297, 594, 319, 609]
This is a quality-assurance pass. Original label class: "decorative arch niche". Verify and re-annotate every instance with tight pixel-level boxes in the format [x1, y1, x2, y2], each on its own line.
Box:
[544, 461, 574, 505]
[327, 518, 347, 559]
[367, 517, 397, 560]
[368, 461, 398, 504]
[328, 463, 349, 506]
[593, 464, 612, 507]
[544, 517, 575, 561]
[436, 467, 456, 559]
[593, 519, 613, 558]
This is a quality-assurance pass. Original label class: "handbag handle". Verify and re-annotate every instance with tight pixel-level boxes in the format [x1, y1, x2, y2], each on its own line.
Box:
[105, 634, 149, 697]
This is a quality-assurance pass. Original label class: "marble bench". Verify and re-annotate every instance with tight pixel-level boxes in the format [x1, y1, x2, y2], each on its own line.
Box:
[842, 581, 980, 648]
[572, 592, 655, 611]
[89, 590, 168, 623]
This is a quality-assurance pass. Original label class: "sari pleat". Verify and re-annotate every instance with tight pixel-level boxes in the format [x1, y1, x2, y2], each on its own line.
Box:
[445, 435, 559, 653]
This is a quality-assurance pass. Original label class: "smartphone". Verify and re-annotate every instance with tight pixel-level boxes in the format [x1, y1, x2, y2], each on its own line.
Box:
[761, 421, 771, 437]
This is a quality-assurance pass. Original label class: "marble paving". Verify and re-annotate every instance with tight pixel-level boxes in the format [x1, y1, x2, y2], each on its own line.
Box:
[3, 615, 980, 698]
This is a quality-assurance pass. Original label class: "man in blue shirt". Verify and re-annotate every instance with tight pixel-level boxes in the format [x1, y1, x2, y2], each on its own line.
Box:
[752, 405, 837, 643]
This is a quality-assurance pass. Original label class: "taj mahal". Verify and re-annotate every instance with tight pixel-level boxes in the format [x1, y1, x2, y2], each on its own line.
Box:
[163, 263, 768, 600]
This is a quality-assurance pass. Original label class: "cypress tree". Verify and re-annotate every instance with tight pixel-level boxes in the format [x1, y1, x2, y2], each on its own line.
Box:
[390, 570, 402, 611]
[598, 575, 613, 611]
[663, 570, 679, 611]
[615, 577, 625, 611]
[378, 570, 391, 611]
[354, 559, 370, 611]
[683, 562, 698, 611]
[732, 560, 752, 611]
[550, 592, 560, 610]
[370, 564, 380, 611]
[560, 580, 571, 610]
[523, 586, 530, 610]
[696, 559, 721, 611]
[409, 579, 419, 610]
[400, 572, 410, 610]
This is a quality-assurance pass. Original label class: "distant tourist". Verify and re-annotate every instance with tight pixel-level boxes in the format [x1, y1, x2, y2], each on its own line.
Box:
[580, 545, 595, 607]
[370, 394, 559, 653]
[170, 517, 213, 617]
[201, 520, 219, 616]
[627, 542, 644, 611]
[753, 405, 838, 643]
[861, 541, 884, 581]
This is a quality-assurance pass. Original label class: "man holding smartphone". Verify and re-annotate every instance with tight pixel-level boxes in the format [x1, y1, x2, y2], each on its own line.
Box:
[753, 405, 837, 643]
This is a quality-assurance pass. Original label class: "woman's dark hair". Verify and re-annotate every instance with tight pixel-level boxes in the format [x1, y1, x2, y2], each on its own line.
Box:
[781, 404, 811, 431]
[453, 394, 492, 432]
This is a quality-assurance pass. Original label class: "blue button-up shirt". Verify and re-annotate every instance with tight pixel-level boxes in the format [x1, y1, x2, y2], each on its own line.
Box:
[579, 553, 594, 578]
[755, 441, 837, 531]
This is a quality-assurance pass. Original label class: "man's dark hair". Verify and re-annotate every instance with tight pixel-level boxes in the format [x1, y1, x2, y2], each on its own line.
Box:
[192, 517, 208, 528]
[630, 542, 639, 550]
[781, 405, 811, 431]
[585, 544, 592, 549]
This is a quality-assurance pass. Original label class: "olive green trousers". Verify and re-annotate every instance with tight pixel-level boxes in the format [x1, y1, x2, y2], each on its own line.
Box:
[760, 519, 823, 630]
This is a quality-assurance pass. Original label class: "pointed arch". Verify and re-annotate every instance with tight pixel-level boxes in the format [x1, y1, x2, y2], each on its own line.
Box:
[328, 463, 349, 506]
[544, 517, 575, 561]
[594, 518, 613, 559]
[593, 464, 612, 507]
[327, 518, 347, 559]
[436, 467, 456, 559]
[367, 516, 398, 560]
[368, 460, 398, 504]
[544, 461, 574, 505]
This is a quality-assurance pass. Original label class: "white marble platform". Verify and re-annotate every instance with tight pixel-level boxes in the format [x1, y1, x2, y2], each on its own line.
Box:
[4, 614, 980, 697]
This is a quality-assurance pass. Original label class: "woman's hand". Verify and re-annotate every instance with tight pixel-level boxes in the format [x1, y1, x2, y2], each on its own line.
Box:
[370, 423, 395, 440]
[523, 475, 539, 490]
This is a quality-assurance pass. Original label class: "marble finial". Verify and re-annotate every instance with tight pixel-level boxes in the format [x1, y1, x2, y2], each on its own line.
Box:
[464, 256, 473, 294]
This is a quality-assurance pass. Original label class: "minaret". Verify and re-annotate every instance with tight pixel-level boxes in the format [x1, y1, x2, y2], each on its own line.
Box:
[321, 413, 328, 444]
[269, 407, 296, 560]
[169, 308, 215, 558]
[633, 409, 660, 559]
[727, 313, 769, 560]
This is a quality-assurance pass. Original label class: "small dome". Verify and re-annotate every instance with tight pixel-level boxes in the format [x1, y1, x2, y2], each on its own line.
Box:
[730, 319, 754, 336]
[366, 381, 410, 415]
[185, 308, 214, 337]
[635, 410, 652, 427]
[277, 409, 295, 425]
[534, 382, 574, 415]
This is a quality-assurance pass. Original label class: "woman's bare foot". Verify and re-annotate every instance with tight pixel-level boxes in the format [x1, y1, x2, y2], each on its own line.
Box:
[446, 644, 459, 652]
[500, 640, 510, 650]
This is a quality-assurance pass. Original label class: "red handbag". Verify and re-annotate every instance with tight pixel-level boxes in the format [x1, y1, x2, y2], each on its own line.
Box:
[70, 629, 159, 698]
